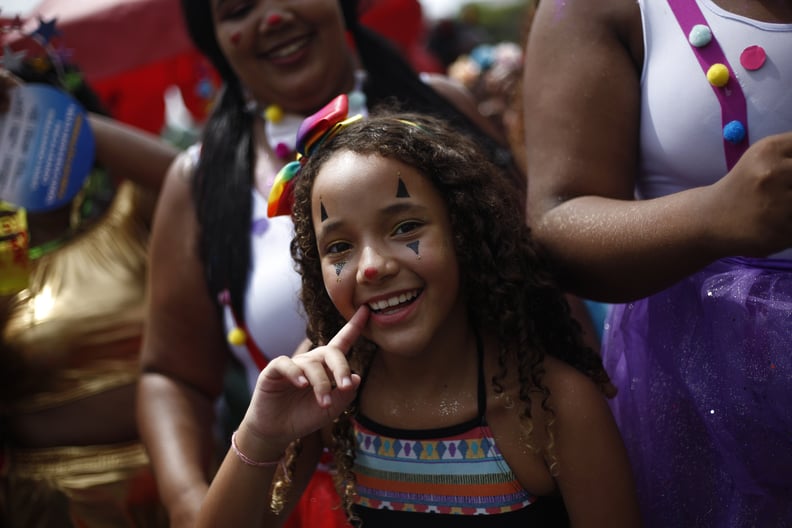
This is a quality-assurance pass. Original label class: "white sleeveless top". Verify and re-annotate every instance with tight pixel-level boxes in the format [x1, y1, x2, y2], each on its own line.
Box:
[186, 144, 307, 392]
[222, 189, 307, 392]
[638, 0, 792, 259]
[639, 0, 792, 197]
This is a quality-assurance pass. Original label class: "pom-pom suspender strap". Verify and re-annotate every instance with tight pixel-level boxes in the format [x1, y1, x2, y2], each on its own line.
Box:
[667, 0, 749, 169]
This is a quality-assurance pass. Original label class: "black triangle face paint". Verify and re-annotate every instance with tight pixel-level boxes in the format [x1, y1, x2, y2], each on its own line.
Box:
[396, 178, 410, 198]
[320, 202, 329, 222]
[335, 262, 345, 276]
[407, 240, 420, 256]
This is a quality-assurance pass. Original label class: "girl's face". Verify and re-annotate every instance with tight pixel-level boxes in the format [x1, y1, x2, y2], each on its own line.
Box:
[211, 0, 356, 114]
[312, 152, 465, 357]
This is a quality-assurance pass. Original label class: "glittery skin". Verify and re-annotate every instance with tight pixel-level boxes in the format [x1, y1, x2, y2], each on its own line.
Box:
[334, 262, 345, 276]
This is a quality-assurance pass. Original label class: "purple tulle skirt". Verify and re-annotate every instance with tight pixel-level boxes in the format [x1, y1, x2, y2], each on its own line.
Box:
[603, 257, 792, 528]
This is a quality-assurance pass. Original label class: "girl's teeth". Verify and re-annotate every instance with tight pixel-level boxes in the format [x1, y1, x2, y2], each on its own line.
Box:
[369, 290, 417, 312]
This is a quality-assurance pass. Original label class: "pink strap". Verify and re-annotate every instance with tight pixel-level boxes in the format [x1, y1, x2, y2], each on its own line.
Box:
[666, 0, 749, 169]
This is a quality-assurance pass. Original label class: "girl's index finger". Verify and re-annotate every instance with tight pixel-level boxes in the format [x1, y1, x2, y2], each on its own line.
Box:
[327, 305, 369, 355]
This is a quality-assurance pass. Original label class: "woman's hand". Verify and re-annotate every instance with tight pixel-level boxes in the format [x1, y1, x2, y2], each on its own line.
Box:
[242, 306, 369, 451]
[703, 130, 792, 257]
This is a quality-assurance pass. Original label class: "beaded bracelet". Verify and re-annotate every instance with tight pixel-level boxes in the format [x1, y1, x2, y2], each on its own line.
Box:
[230, 430, 282, 467]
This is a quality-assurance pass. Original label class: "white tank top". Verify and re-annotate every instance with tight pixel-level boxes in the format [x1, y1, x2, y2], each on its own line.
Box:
[222, 190, 307, 393]
[638, 0, 792, 258]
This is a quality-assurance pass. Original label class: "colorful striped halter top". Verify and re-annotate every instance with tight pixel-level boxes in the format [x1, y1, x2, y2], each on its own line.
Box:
[350, 334, 569, 527]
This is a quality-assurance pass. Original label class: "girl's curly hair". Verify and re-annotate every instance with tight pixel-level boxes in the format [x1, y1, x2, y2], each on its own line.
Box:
[278, 111, 612, 522]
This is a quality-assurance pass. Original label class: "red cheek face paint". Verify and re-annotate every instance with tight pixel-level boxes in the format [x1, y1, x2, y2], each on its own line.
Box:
[364, 267, 378, 279]
[230, 32, 241, 46]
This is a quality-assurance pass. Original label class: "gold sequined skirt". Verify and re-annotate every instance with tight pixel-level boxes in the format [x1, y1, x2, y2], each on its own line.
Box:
[1, 441, 167, 528]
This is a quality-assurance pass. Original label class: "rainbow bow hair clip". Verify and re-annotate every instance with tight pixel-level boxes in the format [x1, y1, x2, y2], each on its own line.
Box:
[267, 94, 363, 217]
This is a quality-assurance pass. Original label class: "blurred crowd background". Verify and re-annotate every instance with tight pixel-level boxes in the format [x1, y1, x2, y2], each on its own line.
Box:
[0, 0, 529, 151]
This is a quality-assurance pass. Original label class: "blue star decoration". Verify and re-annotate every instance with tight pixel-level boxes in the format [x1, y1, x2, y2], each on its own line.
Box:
[1, 44, 27, 71]
[30, 17, 61, 45]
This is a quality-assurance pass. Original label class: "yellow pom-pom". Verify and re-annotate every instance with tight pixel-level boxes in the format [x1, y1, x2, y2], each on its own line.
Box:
[706, 63, 729, 87]
[227, 327, 246, 346]
[265, 104, 284, 124]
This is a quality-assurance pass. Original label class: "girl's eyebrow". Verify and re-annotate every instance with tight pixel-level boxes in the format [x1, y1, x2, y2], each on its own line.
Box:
[316, 218, 345, 242]
[380, 201, 427, 217]
[315, 202, 429, 242]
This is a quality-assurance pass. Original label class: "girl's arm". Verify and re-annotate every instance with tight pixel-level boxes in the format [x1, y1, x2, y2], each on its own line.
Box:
[522, 0, 792, 302]
[197, 307, 369, 526]
[199, 428, 325, 527]
[543, 357, 641, 527]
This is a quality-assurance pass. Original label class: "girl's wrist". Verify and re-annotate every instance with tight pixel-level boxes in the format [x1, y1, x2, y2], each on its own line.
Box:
[231, 425, 287, 467]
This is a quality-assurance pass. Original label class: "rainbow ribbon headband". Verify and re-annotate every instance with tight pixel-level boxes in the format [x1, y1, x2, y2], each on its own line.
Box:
[267, 94, 362, 217]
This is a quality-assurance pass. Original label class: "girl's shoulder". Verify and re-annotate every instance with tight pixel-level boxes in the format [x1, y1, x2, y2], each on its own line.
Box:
[485, 349, 608, 420]
[485, 353, 617, 487]
[486, 351, 640, 524]
[541, 355, 612, 422]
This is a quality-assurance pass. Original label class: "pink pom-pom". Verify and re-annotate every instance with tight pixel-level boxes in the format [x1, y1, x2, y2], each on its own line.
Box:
[275, 143, 292, 159]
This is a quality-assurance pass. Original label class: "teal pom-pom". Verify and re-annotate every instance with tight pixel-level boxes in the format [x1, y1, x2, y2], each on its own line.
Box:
[688, 24, 712, 47]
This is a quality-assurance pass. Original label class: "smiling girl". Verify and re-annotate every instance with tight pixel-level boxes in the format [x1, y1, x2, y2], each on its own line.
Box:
[195, 102, 641, 528]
